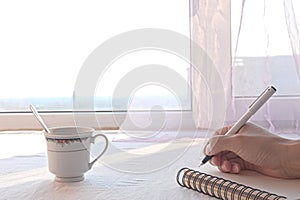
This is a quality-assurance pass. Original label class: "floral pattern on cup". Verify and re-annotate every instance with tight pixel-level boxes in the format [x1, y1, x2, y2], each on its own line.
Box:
[46, 137, 89, 147]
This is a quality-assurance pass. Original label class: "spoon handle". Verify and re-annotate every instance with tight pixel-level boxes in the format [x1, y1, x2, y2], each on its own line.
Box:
[29, 104, 51, 133]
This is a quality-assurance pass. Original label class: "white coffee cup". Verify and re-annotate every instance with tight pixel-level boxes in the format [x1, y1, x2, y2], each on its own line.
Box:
[44, 126, 108, 182]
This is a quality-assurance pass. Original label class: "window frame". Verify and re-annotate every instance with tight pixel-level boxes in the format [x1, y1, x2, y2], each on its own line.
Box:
[0, 111, 195, 131]
[0, 1, 193, 131]
[4, 0, 298, 132]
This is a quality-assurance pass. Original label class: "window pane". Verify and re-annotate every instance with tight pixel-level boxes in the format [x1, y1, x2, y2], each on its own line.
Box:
[0, 0, 190, 112]
[231, 0, 300, 97]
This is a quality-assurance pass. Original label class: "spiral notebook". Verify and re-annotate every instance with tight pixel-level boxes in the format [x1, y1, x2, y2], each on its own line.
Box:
[177, 167, 288, 200]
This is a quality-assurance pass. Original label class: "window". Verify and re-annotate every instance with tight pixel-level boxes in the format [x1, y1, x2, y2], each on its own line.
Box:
[0, 1, 191, 130]
[231, 0, 300, 129]
[188, 0, 300, 130]
[232, 0, 300, 97]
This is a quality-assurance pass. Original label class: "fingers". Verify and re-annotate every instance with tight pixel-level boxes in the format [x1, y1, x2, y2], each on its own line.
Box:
[231, 163, 241, 173]
[210, 153, 242, 174]
[204, 135, 237, 156]
[203, 123, 269, 175]
[217, 160, 241, 174]
[210, 154, 221, 166]
[203, 125, 234, 156]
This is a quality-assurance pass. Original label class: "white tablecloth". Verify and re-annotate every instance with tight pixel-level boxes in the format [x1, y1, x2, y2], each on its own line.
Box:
[1, 131, 299, 200]
[0, 131, 216, 200]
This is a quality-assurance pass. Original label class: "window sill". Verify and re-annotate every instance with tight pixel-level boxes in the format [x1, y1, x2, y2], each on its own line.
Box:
[0, 111, 195, 131]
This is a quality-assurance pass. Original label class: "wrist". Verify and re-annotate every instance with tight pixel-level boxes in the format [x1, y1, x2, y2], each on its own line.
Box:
[283, 140, 300, 178]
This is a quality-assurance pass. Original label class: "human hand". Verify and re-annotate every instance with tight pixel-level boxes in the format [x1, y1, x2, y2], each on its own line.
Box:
[203, 123, 300, 178]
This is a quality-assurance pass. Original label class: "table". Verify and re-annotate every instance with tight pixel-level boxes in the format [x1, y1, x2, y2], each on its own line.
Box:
[0, 130, 215, 200]
[1, 130, 299, 200]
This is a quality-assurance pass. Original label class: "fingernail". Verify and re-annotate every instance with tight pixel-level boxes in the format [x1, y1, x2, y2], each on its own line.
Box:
[232, 165, 239, 173]
[221, 163, 227, 171]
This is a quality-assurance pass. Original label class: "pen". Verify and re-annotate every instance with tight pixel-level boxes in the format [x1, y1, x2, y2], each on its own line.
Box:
[199, 86, 277, 167]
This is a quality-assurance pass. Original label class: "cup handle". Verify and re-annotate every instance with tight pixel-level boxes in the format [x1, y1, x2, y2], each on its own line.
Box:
[88, 133, 108, 169]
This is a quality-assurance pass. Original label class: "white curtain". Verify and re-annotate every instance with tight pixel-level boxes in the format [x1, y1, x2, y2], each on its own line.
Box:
[192, 0, 300, 133]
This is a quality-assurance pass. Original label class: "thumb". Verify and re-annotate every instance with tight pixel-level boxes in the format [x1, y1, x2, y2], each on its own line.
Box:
[204, 135, 237, 156]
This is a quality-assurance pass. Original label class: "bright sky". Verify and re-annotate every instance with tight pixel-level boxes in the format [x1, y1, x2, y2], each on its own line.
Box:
[1, 0, 299, 99]
[0, 0, 189, 98]
[96, 49, 189, 97]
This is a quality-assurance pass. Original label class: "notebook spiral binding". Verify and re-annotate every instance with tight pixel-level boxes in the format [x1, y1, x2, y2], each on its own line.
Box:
[176, 167, 287, 200]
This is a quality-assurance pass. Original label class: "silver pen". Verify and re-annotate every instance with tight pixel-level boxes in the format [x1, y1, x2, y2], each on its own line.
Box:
[200, 86, 277, 167]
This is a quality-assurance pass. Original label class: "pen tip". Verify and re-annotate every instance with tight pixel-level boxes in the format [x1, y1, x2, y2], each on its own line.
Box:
[199, 163, 203, 167]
